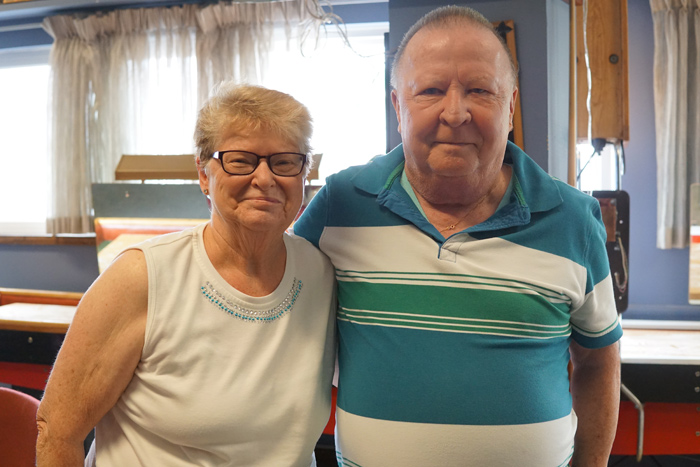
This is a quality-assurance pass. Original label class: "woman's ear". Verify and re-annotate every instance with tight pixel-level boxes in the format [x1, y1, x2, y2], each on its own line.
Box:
[196, 157, 209, 194]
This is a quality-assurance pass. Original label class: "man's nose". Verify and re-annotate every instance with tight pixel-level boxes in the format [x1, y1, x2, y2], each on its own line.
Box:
[440, 90, 471, 127]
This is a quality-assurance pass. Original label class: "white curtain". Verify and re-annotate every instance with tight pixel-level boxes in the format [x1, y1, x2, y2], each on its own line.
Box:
[651, 0, 700, 248]
[42, 0, 321, 234]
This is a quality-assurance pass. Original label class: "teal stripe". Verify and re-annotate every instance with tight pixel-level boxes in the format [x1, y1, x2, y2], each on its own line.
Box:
[571, 324, 623, 349]
[336, 324, 573, 425]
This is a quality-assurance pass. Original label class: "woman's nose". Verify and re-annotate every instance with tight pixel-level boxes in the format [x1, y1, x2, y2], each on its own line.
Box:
[440, 90, 471, 127]
[250, 159, 276, 188]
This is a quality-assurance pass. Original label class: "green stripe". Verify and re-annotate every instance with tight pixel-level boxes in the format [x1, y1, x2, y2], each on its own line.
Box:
[383, 160, 404, 190]
[336, 268, 570, 303]
[556, 445, 575, 467]
[336, 452, 363, 467]
[337, 281, 571, 328]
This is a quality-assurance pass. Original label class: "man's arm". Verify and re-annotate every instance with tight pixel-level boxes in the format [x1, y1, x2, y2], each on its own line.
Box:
[569, 340, 621, 467]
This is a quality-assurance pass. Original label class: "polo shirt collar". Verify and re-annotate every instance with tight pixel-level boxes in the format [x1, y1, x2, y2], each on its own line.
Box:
[352, 141, 563, 215]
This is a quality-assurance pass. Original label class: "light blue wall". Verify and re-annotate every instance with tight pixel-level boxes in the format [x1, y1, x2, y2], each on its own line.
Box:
[622, 0, 699, 320]
[0, 183, 210, 293]
[0, 243, 99, 292]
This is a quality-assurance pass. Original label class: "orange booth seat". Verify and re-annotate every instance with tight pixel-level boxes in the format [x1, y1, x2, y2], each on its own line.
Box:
[0, 387, 41, 466]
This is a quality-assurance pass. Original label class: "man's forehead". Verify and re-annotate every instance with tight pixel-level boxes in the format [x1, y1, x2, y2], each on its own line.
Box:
[407, 22, 496, 52]
[399, 22, 515, 87]
[402, 27, 504, 66]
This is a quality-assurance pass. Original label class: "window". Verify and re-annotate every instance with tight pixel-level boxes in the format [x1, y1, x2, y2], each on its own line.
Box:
[121, 32, 199, 157]
[576, 141, 621, 193]
[0, 22, 387, 235]
[263, 23, 388, 182]
[0, 46, 50, 235]
[106, 22, 387, 183]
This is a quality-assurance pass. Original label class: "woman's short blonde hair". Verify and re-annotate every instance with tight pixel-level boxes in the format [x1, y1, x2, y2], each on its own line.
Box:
[194, 82, 313, 173]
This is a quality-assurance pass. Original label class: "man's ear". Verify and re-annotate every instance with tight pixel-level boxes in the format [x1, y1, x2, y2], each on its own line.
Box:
[391, 89, 402, 135]
[509, 87, 518, 132]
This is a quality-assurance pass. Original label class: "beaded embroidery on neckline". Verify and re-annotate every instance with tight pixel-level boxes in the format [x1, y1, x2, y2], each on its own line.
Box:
[200, 278, 303, 323]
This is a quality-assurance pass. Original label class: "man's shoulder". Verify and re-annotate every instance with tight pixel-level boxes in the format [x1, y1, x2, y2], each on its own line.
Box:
[551, 177, 602, 212]
[325, 149, 403, 191]
[507, 143, 600, 215]
[318, 145, 403, 191]
[324, 162, 366, 186]
[285, 232, 334, 269]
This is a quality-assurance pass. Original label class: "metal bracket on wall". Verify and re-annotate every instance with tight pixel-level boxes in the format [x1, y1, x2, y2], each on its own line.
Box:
[592, 190, 630, 313]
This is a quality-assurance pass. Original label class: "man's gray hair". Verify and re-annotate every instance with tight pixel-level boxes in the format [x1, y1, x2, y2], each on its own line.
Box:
[389, 5, 519, 89]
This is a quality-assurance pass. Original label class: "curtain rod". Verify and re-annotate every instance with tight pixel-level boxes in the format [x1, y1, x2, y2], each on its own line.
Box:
[0, 23, 43, 33]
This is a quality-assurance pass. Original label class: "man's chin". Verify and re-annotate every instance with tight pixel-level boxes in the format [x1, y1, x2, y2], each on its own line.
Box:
[425, 164, 478, 179]
[412, 174, 482, 203]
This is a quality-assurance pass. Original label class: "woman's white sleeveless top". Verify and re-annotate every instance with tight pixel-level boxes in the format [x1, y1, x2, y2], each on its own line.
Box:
[92, 224, 336, 466]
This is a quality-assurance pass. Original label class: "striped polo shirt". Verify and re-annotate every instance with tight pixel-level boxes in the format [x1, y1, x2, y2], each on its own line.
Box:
[294, 142, 622, 467]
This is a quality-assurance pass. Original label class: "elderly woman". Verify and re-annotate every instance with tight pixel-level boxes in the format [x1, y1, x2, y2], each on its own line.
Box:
[36, 83, 336, 466]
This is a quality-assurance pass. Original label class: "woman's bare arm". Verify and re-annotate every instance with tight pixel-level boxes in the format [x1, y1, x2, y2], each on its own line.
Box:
[36, 249, 149, 467]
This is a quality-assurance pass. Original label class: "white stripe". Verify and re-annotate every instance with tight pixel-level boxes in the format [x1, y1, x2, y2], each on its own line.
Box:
[338, 315, 571, 339]
[321, 225, 587, 305]
[338, 275, 572, 303]
[570, 278, 619, 335]
[340, 307, 571, 329]
[338, 269, 567, 299]
[338, 269, 570, 296]
[335, 407, 577, 467]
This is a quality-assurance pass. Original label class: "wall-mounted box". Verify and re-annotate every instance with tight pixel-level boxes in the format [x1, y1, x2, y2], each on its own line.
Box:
[115, 154, 198, 181]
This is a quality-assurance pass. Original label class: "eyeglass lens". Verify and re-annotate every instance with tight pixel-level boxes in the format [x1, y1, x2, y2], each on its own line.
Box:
[219, 151, 305, 176]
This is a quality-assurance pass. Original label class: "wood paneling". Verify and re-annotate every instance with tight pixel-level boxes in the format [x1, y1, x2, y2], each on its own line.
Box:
[576, 0, 629, 141]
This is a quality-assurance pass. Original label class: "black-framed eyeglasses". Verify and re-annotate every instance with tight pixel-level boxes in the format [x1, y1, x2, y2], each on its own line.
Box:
[211, 150, 307, 177]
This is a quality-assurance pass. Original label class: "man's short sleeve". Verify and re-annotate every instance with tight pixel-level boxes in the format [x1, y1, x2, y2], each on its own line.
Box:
[293, 184, 330, 248]
[569, 201, 622, 348]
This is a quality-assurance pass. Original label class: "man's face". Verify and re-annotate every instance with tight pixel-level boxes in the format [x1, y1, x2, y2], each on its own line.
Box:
[391, 23, 518, 204]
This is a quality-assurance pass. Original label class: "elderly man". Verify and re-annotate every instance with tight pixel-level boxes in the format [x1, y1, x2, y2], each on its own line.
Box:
[295, 5, 621, 466]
